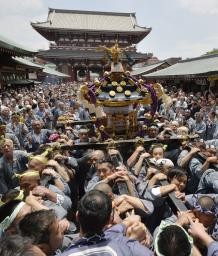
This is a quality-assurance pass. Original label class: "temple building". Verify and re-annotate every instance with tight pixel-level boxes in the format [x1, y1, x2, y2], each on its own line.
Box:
[0, 35, 37, 90]
[31, 8, 152, 81]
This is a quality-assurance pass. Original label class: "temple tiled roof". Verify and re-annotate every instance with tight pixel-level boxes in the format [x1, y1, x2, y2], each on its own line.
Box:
[37, 49, 149, 61]
[32, 8, 151, 34]
[0, 35, 36, 56]
[13, 57, 69, 77]
[131, 61, 170, 76]
[13, 57, 43, 69]
[144, 54, 218, 78]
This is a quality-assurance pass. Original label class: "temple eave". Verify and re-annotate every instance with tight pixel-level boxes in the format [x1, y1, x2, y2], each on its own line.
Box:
[32, 24, 150, 35]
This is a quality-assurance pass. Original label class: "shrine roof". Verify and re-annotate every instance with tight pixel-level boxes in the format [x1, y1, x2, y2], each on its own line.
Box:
[13, 57, 43, 69]
[131, 61, 170, 76]
[0, 34, 36, 56]
[37, 49, 149, 60]
[13, 57, 69, 77]
[144, 54, 218, 78]
[31, 8, 151, 34]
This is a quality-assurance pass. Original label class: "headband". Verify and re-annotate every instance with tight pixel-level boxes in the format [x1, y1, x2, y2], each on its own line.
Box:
[154, 220, 193, 256]
[192, 195, 218, 217]
[13, 171, 40, 179]
[0, 202, 25, 234]
[0, 190, 24, 206]
[29, 155, 48, 165]
[150, 144, 168, 151]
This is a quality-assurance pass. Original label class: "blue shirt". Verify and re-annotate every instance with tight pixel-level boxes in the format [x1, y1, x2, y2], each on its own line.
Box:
[208, 241, 218, 256]
[60, 224, 153, 256]
[0, 150, 29, 194]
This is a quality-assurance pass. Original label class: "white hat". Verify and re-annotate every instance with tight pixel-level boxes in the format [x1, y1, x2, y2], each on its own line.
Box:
[156, 158, 174, 169]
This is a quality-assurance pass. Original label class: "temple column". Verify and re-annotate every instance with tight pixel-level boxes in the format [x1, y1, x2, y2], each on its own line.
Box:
[72, 62, 78, 82]
[71, 64, 77, 81]
[100, 67, 104, 77]
[67, 63, 74, 81]
[86, 67, 90, 81]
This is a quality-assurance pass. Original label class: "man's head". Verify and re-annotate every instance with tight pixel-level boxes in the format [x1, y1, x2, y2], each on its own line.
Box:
[193, 195, 217, 228]
[1, 139, 14, 157]
[194, 112, 203, 122]
[167, 168, 187, 192]
[94, 182, 113, 199]
[77, 190, 112, 235]
[78, 126, 89, 142]
[150, 144, 165, 160]
[10, 98, 17, 106]
[155, 223, 192, 256]
[156, 158, 174, 174]
[38, 102, 45, 112]
[1, 107, 10, 118]
[0, 235, 46, 256]
[177, 126, 189, 137]
[32, 120, 42, 133]
[28, 156, 48, 173]
[89, 150, 105, 166]
[19, 170, 40, 194]
[95, 159, 115, 180]
[170, 121, 179, 133]
[0, 121, 7, 135]
[59, 102, 65, 110]
[19, 210, 63, 255]
[11, 112, 20, 123]
[148, 125, 159, 138]
[184, 109, 191, 118]
[0, 200, 32, 236]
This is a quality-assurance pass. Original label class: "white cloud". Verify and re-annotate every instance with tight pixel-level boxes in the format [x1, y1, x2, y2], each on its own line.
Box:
[178, 0, 218, 15]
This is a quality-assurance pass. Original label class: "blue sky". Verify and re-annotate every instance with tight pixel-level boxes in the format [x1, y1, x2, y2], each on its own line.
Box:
[0, 0, 218, 60]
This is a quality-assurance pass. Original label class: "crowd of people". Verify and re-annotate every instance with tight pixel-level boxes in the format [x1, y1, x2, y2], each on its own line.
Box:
[0, 82, 217, 256]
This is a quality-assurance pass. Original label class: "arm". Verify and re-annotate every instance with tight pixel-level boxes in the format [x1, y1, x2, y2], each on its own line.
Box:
[127, 146, 144, 168]
[47, 159, 70, 181]
[189, 158, 212, 179]
[10, 134, 21, 149]
[188, 218, 217, 256]
[86, 176, 101, 192]
[25, 192, 49, 211]
[121, 195, 148, 211]
[45, 188, 58, 203]
[125, 178, 136, 197]
[195, 123, 206, 136]
[21, 123, 29, 136]
[150, 184, 176, 197]
[47, 185, 72, 211]
[0, 171, 9, 194]
[133, 153, 150, 177]
[159, 184, 177, 197]
[178, 148, 200, 168]
[148, 173, 167, 188]
[23, 133, 32, 151]
[42, 167, 65, 192]
[53, 176, 65, 192]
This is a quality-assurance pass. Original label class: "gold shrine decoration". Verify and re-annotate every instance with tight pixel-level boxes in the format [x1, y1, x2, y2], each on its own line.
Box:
[97, 41, 132, 63]
[96, 97, 153, 107]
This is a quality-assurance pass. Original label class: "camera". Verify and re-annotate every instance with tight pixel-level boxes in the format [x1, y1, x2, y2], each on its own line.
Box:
[110, 154, 129, 195]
